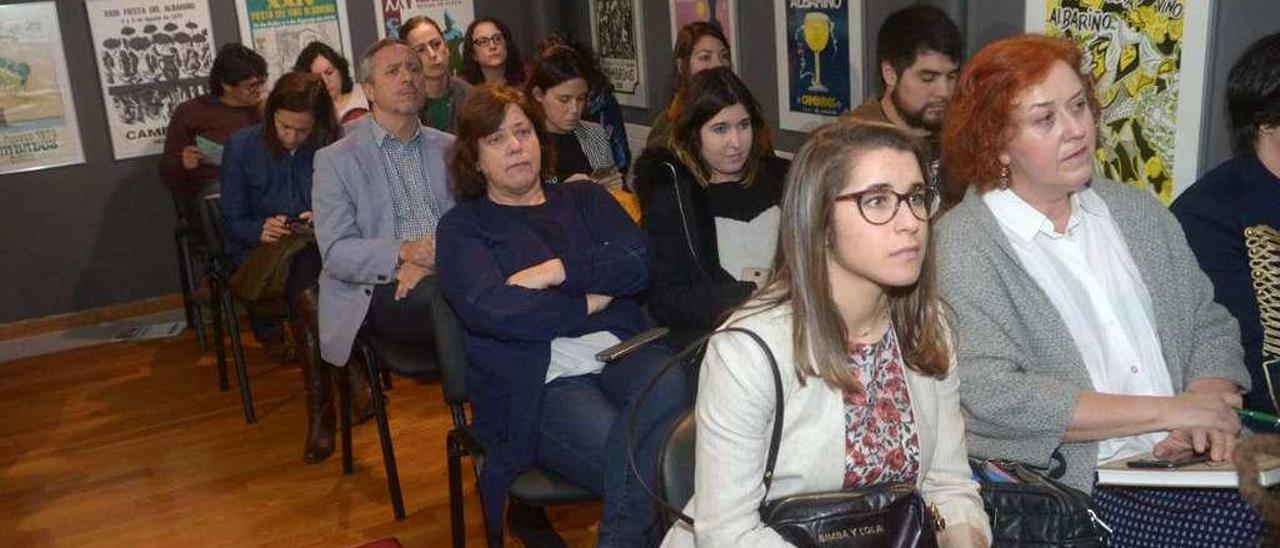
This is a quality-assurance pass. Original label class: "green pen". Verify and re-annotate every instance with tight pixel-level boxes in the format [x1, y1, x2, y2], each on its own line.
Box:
[1236, 408, 1280, 428]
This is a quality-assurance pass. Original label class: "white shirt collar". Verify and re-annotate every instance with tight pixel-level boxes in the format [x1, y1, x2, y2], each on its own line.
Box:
[982, 185, 1108, 242]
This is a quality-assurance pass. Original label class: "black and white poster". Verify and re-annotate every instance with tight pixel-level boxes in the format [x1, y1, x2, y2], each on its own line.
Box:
[86, 0, 216, 160]
[590, 0, 648, 108]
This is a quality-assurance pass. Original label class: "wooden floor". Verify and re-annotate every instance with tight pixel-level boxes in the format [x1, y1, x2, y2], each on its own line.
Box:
[0, 325, 600, 547]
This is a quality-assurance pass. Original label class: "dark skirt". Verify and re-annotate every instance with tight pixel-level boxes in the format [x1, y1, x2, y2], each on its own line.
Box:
[1092, 485, 1265, 547]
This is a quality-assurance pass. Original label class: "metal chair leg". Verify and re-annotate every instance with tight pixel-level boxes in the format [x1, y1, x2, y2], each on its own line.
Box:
[176, 231, 207, 352]
[221, 288, 255, 424]
[362, 347, 405, 520]
[209, 278, 229, 392]
[447, 432, 466, 548]
[338, 361, 354, 475]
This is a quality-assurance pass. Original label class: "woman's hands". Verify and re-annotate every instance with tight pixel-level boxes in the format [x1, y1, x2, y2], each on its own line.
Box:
[505, 259, 614, 315]
[261, 215, 291, 243]
[1156, 379, 1243, 462]
[506, 258, 566, 289]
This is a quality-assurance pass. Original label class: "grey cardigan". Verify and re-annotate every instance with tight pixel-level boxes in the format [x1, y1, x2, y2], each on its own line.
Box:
[935, 178, 1250, 493]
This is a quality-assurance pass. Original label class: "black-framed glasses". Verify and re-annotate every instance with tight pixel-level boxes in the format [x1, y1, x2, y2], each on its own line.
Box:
[473, 33, 504, 48]
[834, 186, 941, 225]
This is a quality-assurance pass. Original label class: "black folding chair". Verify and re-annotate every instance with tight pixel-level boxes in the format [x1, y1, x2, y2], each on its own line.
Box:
[195, 194, 255, 424]
[433, 291, 598, 547]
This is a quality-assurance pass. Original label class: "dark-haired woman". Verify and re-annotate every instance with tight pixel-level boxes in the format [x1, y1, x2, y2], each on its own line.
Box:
[220, 72, 364, 465]
[400, 15, 471, 132]
[526, 45, 625, 190]
[436, 84, 688, 547]
[1173, 31, 1280, 420]
[459, 17, 524, 86]
[635, 67, 789, 349]
[538, 34, 631, 174]
[647, 21, 733, 148]
[294, 41, 367, 124]
[660, 119, 990, 548]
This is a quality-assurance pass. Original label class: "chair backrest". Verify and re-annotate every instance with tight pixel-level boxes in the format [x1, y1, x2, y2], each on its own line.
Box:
[1245, 224, 1280, 410]
[431, 289, 470, 408]
[658, 410, 696, 523]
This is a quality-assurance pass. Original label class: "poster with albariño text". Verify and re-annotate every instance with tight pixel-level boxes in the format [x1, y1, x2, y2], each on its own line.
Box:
[86, 0, 216, 160]
[0, 2, 85, 175]
[774, 0, 864, 132]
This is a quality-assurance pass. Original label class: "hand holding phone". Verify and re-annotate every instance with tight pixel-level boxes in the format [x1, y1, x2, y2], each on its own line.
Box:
[1126, 453, 1212, 469]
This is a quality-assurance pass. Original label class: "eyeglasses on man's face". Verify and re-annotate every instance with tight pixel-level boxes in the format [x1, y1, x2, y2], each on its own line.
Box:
[473, 33, 504, 48]
[834, 186, 941, 225]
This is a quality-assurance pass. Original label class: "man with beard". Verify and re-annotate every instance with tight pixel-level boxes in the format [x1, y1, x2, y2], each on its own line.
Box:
[312, 38, 456, 372]
[846, 5, 963, 206]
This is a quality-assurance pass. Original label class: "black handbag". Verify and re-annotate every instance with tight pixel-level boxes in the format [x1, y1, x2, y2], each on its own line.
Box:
[969, 455, 1111, 547]
[629, 327, 939, 547]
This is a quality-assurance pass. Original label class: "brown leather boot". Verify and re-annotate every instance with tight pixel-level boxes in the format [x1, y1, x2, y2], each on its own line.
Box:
[346, 356, 378, 424]
[290, 288, 334, 464]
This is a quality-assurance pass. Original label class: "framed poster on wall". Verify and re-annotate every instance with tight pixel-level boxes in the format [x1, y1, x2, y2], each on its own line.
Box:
[374, 0, 474, 74]
[0, 2, 85, 175]
[591, 0, 648, 108]
[1027, 0, 1213, 204]
[235, 0, 353, 88]
[669, 0, 738, 71]
[86, 0, 216, 160]
[773, 0, 864, 132]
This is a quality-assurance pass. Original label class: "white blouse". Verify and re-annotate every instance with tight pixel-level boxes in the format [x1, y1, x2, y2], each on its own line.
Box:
[982, 186, 1175, 462]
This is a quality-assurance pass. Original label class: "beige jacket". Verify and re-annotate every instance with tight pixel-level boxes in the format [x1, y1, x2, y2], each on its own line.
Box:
[661, 302, 991, 548]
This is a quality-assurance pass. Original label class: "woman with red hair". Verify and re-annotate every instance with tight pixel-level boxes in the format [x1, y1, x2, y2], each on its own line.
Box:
[935, 34, 1262, 546]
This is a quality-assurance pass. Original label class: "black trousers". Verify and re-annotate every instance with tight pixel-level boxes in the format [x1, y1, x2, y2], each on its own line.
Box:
[365, 276, 437, 349]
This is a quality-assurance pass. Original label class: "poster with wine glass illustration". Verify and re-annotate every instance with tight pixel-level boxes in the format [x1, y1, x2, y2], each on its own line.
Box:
[774, 0, 863, 132]
[86, 0, 216, 160]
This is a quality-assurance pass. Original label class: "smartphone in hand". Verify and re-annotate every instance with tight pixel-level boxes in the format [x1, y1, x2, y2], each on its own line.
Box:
[1125, 454, 1212, 469]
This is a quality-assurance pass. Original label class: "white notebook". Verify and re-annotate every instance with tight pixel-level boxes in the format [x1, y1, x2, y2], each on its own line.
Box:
[1096, 452, 1280, 488]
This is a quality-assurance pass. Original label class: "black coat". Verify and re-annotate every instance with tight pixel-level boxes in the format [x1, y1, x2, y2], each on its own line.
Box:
[635, 146, 790, 349]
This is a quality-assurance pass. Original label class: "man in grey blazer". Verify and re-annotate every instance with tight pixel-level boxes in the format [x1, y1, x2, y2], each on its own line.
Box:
[312, 38, 456, 368]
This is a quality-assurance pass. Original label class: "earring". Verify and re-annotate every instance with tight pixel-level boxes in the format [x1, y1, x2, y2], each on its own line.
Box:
[997, 163, 1011, 190]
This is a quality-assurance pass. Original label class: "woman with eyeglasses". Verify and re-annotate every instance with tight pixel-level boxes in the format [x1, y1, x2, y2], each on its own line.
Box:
[400, 15, 471, 133]
[635, 67, 789, 350]
[459, 17, 525, 87]
[937, 35, 1261, 545]
[661, 120, 989, 547]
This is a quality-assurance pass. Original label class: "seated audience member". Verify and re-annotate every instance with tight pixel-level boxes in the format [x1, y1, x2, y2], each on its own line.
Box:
[459, 17, 524, 86]
[312, 39, 455, 369]
[400, 15, 471, 133]
[538, 33, 632, 174]
[1172, 31, 1280, 418]
[647, 22, 732, 148]
[663, 120, 989, 547]
[221, 72, 367, 463]
[635, 67, 789, 350]
[937, 34, 1261, 545]
[845, 5, 963, 207]
[435, 84, 689, 547]
[294, 41, 368, 124]
[526, 44, 624, 189]
[160, 43, 266, 219]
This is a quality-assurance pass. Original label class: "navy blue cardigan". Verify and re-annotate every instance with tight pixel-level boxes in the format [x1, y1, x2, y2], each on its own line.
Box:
[219, 124, 316, 265]
[435, 181, 652, 543]
[1172, 153, 1280, 415]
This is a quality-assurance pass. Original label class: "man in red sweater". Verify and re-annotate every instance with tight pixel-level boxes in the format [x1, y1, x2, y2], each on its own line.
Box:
[160, 43, 267, 219]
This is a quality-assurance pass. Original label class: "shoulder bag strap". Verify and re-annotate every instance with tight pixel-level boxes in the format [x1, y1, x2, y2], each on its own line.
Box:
[624, 326, 783, 526]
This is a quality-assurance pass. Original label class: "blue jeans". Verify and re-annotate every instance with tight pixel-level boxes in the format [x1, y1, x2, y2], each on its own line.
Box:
[535, 342, 690, 548]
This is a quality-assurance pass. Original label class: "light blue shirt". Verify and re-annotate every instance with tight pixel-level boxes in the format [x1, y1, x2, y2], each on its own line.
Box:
[371, 119, 442, 240]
